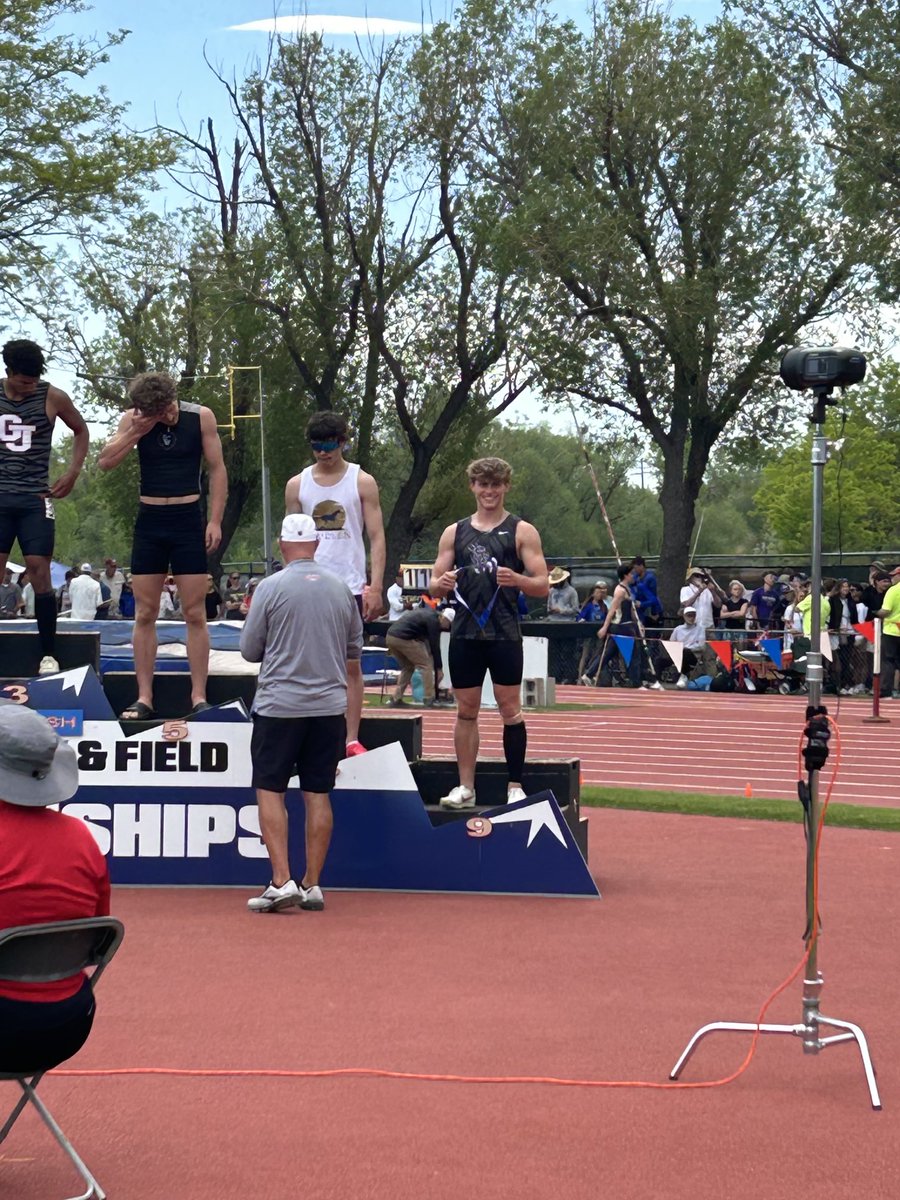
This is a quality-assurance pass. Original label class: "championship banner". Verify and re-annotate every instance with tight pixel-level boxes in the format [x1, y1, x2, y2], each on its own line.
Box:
[2, 667, 598, 899]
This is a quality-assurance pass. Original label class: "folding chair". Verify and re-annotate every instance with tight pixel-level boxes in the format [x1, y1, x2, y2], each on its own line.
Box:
[0, 917, 125, 1200]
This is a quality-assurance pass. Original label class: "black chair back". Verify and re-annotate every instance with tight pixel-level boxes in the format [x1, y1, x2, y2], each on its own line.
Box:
[0, 918, 124, 985]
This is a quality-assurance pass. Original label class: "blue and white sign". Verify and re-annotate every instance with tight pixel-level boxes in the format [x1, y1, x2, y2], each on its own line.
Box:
[3, 667, 599, 898]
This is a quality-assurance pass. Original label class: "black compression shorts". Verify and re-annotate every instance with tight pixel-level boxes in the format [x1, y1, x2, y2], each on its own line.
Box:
[0, 493, 55, 557]
[131, 501, 207, 576]
[448, 638, 524, 690]
[250, 713, 347, 794]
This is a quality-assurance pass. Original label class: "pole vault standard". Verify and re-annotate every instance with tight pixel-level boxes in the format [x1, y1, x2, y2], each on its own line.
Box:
[566, 401, 662, 688]
[670, 362, 881, 1110]
[222, 366, 272, 577]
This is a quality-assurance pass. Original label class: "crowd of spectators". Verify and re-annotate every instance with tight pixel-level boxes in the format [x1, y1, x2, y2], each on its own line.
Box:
[0, 560, 279, 625]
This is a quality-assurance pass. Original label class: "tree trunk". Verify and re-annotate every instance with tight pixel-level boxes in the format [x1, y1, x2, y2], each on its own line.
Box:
[656, 456, 700, 617]
[382, 446, 432, 584]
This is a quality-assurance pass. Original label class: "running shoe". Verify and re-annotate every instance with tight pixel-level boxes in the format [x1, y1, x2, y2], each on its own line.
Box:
[247, 880, 302, 913]
[507, 786, 527, 804]
[346, 740, 367, 756]
[38, 655, 59, 675]
[439, 785, 476, 810]
[299, 883, 325, 911]
[676, 674, 688, 689]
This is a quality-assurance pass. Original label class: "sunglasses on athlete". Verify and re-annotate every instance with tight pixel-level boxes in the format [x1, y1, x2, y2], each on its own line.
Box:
[309, 439, 342, 452]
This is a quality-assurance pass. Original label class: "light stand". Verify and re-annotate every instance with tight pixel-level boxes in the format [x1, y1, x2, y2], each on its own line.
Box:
[669, 383, 881, 1109]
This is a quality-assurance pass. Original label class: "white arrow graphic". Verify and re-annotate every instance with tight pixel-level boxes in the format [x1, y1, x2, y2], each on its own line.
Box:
[486, 799, 567, 848]
[56, 666, 90, 696]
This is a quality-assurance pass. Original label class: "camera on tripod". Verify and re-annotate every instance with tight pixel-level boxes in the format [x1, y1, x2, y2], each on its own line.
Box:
[779, 346, 866, 392]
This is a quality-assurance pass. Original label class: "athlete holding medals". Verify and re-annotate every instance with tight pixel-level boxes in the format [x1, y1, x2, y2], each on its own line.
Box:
[429, 457, 549, 809]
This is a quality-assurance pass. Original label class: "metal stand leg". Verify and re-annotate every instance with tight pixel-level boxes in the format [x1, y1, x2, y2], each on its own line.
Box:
[22, 1078, 107, 1199]
[670, 976, 881, 1110]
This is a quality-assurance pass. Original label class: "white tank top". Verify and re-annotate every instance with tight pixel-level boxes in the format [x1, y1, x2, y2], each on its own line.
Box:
[298, 461, 367, 594]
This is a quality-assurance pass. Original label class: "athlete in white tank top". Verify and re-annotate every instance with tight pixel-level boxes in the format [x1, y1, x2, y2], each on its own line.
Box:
[297, 461, 367, 595]
[285, 415, 386, 756]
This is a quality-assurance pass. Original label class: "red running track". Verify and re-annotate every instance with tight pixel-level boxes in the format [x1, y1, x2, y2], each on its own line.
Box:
[412, 687, 900, 807]
[3, 809, 896, 1200]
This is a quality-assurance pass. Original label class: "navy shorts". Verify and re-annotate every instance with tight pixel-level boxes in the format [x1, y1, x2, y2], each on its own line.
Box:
[0, 493, 55, 557]
[251, 713, 347, 794]
[131, 501, 207, 576]
[448, 637, 524, 690]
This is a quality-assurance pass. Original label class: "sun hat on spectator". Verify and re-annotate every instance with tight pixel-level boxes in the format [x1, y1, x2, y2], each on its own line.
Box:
[683, 606, 697, 615]
[0, 703, 79, 807]
[548, 567, 570, 584]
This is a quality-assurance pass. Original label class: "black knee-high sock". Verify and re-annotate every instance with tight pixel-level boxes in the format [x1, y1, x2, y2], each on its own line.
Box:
[503, 720, 527, 782]
[34, 591, 57, 656]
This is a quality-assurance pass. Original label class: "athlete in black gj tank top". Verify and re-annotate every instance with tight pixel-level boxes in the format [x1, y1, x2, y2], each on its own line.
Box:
[0, 381, 53, 494]
[452, 514, 524, 641]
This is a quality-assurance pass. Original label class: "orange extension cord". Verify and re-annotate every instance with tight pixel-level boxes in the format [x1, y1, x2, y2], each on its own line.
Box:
[57, 719, 841, 1095]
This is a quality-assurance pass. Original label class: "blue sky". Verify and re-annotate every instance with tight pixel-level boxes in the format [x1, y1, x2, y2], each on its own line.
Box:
[56, 1, 722, 139]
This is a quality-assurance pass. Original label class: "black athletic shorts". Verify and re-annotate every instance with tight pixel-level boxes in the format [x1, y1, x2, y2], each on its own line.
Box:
[448, 637, 524, 690]
[131, 501, 207, 576]
[251, 712, 347, 794]
[0, 493, 55, 557]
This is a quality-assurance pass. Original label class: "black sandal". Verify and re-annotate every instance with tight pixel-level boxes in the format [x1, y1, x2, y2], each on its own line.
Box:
[120, 701, 155, 720]
[187, 700, 212, 717]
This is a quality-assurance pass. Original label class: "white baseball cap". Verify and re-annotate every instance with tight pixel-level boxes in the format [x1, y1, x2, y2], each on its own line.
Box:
[683, 606, 697, 615]
[280, 514, 319, 543]
[80, 562, 93, 573]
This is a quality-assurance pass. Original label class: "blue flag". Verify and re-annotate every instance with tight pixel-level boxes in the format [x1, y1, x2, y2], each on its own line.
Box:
[760, 638, 783, 669]
[613, 635, 634, 667]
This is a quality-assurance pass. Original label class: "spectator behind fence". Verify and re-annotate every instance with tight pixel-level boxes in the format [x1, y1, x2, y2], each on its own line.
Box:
[0, 567, 22, 619]
[102, 558, 125, 618]
[748, 571, 781, 630]
[577, 582, 610, 682]
[0, 704, 110, 1074]
[57, 569, 74, 615]
[67, 563, 101, 620]
[118, 573, 135, 619]
[546, 567, 579, 619]
[719, 580, 748, 640]
[205, 574, 221, 621]
[671, 606, 719, 688]
[386, 570, 406, 620]
[19, 568, 35, 618]
[873, 566, 900, 701]
[680, 567, 724, 632]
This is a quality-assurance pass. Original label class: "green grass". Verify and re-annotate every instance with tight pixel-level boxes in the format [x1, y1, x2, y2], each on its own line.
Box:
[580, 786, 900, 832]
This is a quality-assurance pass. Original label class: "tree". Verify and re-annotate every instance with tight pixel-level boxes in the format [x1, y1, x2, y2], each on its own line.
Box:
[0, 0, 169, 314]
[739, 1, 900, 294]
[469, 0, 886, 608]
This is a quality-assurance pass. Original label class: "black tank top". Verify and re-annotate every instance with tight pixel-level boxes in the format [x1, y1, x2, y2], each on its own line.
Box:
[618, 588, 634, 625]
[137, 402, 203, 496]
[0, 381, 53, 494]
[451, 514, 524, 641]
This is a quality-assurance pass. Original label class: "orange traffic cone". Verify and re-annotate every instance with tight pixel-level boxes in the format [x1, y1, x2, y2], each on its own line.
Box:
[745, 782, 753, 798]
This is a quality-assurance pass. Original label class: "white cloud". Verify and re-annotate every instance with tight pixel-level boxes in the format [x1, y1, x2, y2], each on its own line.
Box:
[229, 16, 432, 37]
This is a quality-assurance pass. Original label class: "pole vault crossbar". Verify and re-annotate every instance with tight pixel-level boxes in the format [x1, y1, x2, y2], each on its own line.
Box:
[223, 365, 272, 576]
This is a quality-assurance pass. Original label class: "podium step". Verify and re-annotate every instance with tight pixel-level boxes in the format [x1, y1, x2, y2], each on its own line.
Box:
[359, 713, 422, 760]
[411, 757, 579, 811]
[102, 671, 257, 717]
[0, 629, 100, 676]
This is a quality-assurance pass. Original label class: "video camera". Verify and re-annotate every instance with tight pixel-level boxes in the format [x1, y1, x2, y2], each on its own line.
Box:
[779, 346, 866, 392]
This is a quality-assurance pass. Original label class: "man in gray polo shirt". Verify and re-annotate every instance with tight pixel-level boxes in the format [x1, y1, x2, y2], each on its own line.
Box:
[240, 512, 363, 913]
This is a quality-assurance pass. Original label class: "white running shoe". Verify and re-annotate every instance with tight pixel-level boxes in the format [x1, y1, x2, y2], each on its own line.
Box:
[439, 784, 476, 810]
[247, 880, 302, 913]
[299, 883, 325, 911]
[507, 786, 527, 804]
[676, 674, 688, 689]
[38, 655, 59, 675]
[647, 680, 663, 690]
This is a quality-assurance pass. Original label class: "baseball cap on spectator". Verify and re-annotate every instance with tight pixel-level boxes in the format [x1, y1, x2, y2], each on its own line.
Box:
[80, 562, 93, 573]
[0, 703, 79, 807]
[280, 514, 318, 542]
[683, 606, 697, 615]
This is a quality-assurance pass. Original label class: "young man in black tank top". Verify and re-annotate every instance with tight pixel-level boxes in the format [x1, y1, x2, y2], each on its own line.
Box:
[429, 457, 549, 809]
[0, 340, 89, 674]
[99, 372, 227, 719]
